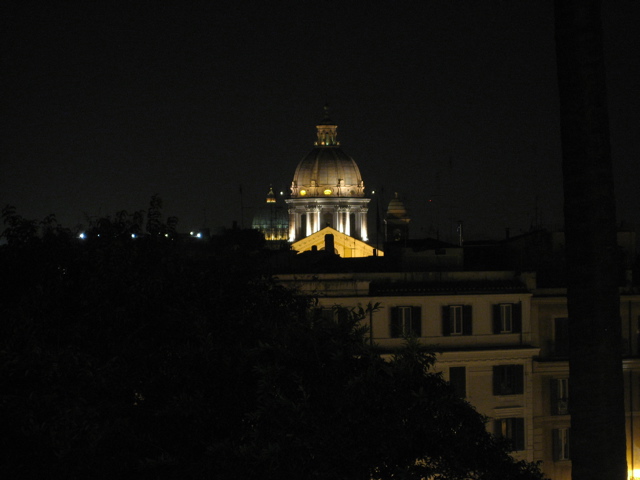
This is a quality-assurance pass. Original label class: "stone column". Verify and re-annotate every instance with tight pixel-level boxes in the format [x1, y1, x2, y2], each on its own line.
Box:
[344, 207, 351, 236]
[336, 207, 346, 234]
[332, 205, 340, 230]
[288, 209, 296, 242]
[314, 206, 321, 234]
[359, 207, 368, 241]
[305, 209, 312, 237]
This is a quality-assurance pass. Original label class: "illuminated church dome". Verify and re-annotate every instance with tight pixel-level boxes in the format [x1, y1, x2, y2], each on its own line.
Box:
[286, 108, 370, 242]
[386, 192, 409, 221]
[252, 186, 289, 244]
[385, 192, 410, 242]
[290, 109, 365, 199]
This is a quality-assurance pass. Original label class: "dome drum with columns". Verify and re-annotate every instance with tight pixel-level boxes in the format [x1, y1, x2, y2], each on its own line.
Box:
[286, 108, 370, 243]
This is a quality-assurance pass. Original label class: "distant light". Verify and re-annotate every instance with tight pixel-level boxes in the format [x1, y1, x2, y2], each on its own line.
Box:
[78, 232, 86, 239]
[280, 191, 284, 195]
[131, 233, 137, 239]
[164, 233, 169, 238]
[372, 190, 376, 194]
[196, 232, 202, 238]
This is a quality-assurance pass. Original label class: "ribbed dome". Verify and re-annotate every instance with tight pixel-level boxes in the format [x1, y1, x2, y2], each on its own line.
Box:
[251, 207, 288, 230]
[252, 187, 289, 242]
[387, 193, 410, 220]
[290, 109, 365, 199]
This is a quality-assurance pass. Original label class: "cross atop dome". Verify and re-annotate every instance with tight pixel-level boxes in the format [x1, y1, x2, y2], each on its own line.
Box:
[315, 104, 339, 147]
[266, 185, 276, 203]
[320, 104, 332, 124]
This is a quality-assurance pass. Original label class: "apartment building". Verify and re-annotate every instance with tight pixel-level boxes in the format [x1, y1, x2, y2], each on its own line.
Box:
[275, 231, 640, 479]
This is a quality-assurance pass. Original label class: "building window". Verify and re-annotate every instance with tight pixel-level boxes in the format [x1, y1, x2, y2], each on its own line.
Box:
[442, 305, 472, 336]
[493, 365, 524, 395]
[552, 428, 571, 460]
[449, 366, 466, 398]
[450, 305, 463, 334]
[314, 307, 348, 323]
[495, 417, 525, 451]
[492, 303, 522, 333]
[500, 304, 513, 332]
[551, 378, 569, 415]
[314, 307, 335, 321]
[390, 306, 422, 337]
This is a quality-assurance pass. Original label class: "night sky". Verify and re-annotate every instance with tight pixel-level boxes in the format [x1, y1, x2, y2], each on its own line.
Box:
[3, 2, 639, 242]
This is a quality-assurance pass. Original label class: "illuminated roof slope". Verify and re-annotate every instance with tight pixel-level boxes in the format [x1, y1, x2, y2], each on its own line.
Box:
[292, 227, 382, 258]
[290, 107, 365, 199]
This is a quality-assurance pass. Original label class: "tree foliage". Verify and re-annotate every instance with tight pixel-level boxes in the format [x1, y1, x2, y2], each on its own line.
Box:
[221, 310, 545, 480]
[1, 205, 546, 479]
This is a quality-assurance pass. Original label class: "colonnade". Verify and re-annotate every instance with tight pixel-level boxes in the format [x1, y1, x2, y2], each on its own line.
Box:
[286, 201, 369, 242]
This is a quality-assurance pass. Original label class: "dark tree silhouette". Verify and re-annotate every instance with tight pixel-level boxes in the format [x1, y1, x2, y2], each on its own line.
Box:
[554, 1, 627, 479]
[146, 194, 167, 236]
[0, 207, 546, 479]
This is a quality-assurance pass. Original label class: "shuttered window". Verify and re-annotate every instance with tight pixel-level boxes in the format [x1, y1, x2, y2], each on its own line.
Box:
[552, 428, 571, 460]
[390, 306, 422, 337]
[492, 303, 522, 333]
[550, 378, 570, 415]
[495, 418, 525, 451]
[493, 365, 524, 395]
[442, 305, 472, 336]
[449, 366, 466, 398]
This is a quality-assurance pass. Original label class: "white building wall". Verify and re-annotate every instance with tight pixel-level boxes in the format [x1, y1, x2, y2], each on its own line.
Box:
[279, 270, 640, 479]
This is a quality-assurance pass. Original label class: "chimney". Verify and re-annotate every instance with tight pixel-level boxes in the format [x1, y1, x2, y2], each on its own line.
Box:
[325, 234, 335, 254]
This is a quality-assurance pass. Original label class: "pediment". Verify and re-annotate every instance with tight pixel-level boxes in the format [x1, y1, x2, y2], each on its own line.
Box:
[292, 227, 383, 258]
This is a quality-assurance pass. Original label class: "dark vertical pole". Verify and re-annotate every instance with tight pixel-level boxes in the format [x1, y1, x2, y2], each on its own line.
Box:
[239, 184, 244, 229]
[631, 369, 635, 478]
[375, 188, 381, 248]
[554, 1, 627, 479]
